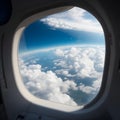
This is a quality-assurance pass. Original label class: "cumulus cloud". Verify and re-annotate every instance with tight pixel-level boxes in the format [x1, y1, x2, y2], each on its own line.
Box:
[79, 84, 95, 94]
[41, 7, 103, 33]
[53, 46, 105, 94]
[19, 45, 105, 106]
[19, 59, 78, 106]
[54, 47, 104, 77]
[54, 49, 64, 57]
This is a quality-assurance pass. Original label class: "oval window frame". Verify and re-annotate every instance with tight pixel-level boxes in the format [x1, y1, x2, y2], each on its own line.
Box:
[12, 5, 110, 115]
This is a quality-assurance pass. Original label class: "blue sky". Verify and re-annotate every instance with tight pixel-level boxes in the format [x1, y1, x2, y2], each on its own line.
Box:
[19, 7, 105, 53]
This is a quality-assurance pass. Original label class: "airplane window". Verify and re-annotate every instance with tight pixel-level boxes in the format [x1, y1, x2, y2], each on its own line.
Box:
[18, 7, 105, 108]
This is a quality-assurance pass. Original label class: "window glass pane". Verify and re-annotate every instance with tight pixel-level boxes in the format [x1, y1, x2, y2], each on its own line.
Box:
[18, 7, 105, 107]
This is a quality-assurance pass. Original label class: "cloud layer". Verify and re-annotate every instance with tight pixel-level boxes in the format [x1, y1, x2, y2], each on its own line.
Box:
[19, 46, 105, 106]
[41, 7, 103, 33]
[19, 59, 78, 106]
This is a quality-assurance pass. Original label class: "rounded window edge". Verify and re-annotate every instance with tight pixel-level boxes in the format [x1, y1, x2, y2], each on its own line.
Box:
[12, 5, 108, 114]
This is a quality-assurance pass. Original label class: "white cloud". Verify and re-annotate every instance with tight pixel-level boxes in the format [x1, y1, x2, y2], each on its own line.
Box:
[19, 59, 78, 106]
[19, 45, 105, 106]
[53, 46, 105, 94]
[79, 84, 95, 94]
[41, 7, 103, 33]
[54, 49, 64, 57]
[54, 46, 105, 78]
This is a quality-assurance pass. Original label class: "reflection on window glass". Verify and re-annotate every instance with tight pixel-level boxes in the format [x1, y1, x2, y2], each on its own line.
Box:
[18, 7, 105, 107]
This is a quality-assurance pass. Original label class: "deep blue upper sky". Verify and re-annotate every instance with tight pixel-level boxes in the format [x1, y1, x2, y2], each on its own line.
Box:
[19, 7, 105, 53]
